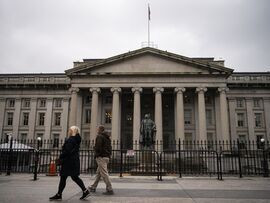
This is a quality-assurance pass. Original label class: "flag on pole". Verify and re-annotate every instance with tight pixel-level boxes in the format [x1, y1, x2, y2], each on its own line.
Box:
[148, 4, 151, 21]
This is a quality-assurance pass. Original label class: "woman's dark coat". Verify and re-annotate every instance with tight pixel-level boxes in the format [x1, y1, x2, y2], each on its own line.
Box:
[59, 134, 81, 176]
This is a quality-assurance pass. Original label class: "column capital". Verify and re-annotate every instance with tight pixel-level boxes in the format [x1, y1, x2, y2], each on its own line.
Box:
[196, 87, 207, 94]
[89, 87, 101, 94]
[174, 87, 186, 94]
[218, 87, 229, 94]
[153, 87, 164, 93]
[69, 87, 80, 94]
[132, 87, 143, 94]
[111, 87, 121, 93]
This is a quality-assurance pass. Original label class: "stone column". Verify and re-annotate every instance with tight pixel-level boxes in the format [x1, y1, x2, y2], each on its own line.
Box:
[218, 87, 230, 141]
[90, 88, 101, 140]
[153, 87, 164, 148]
[44, 98, 53, 139]
[228, 98, 237, 140]
[13, 98, 22, 139]
[196, 87, 207, 141]
[174, 87, 186, 141]
[61, 97, 70, 139]
[263, 98, 270, 141]
[29, 98, 37, 139]
[111, 87, 121, 143]
[246, 98, 255, 140]
[132, 87, 142, 149]
[69, 87, 79, 126]
[0, 98, 5, 139]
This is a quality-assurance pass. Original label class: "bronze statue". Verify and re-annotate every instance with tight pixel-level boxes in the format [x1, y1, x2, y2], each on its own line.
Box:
[140, 114, 156, 149]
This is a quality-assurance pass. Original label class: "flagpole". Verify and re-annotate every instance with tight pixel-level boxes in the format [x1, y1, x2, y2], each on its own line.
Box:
[148, 3, 150, 47]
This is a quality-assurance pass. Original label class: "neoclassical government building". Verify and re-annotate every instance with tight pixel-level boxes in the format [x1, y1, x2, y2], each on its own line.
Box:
[0, 47, 269, 149]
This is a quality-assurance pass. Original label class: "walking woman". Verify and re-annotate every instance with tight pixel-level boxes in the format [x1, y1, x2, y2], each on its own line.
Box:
[49, 126, 90, 201]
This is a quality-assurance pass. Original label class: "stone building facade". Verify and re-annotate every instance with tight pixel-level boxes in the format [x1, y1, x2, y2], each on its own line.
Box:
[0, 47, 269, 149]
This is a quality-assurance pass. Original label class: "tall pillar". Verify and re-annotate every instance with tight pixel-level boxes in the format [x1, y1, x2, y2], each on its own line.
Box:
[153, 87, 164, 149]
[111, 87, 121, 143]
[246, 98, 255, 140]
[69, 87, 79, 126]
[218, 87, 230, 141]
[228, 98, 237, 140]
[196, 87, 207, 141]
[132, 87, 142, 149]
[61, 97, 70, 139]
[263, 98, 270, 141]
[90, 88, 101, 140]
[29, 98, 37, 139]
[0, 98, 6, 139]
[13, 98, 22, 139]
[44, 98, 53, 140]
[174, 87, 186, 141]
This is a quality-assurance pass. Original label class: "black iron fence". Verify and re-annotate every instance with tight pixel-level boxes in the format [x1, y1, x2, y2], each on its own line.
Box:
[0, 138, 269, 180]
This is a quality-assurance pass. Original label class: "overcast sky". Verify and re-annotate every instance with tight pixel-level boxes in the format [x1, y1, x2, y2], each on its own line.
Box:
[0, 0, 269, 73]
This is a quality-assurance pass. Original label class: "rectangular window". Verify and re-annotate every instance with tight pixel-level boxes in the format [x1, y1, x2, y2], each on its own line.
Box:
[54, 99, 62, 108]
[22, 99, 30, 108]
[38, 113, 45, 126]
[184, 109, 192, 125]
[20, 133, 27, 140]
[54, 113, 61, 126]
[7, 99, 15, 108]
[105, 96, 112, 104]
[85, 109, 91, 124]
[23, 112, 29, 126]
[39, 99, 46, 108]
[37, 133, 43, 140]
[238, 134, 247, 149]
[207, 132, 214, 149]
[237, 113, 245, 127]
[206, 109, 213, 126]
[85, 96, 91, 104]
[205, 96, 212, 105]
[53, 134, 60, 148]
[254, 113, 263, 127]
[253, 98, 261, 108]
[184, 133, 193, 150]
[236, 99, 244, 108]
[105, 110, 112, 124]
[7, 112, 13, 126]
[256, 135, 264, 149]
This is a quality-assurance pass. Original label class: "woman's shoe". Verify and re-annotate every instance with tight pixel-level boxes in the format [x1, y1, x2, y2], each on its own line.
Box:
[80, 190, 90, 200]
[88, 186, 96, 192]
[49, 193, 62, 201]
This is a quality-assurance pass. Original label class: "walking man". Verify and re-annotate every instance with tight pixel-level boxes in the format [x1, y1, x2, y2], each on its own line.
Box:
[89, 125, 114, 195]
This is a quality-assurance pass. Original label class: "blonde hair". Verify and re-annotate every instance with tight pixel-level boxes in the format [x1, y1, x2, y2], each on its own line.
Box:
[69, 126, 80, 136]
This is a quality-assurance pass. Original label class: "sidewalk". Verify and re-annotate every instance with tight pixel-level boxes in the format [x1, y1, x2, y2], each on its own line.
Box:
[0, 174, 270, 203]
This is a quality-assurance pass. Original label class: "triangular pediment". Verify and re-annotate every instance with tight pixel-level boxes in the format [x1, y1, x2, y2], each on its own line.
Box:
[66, 47, 233, 76]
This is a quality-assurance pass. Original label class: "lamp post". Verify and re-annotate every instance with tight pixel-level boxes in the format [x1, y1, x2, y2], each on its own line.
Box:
[33, 137, 42, 180]
[261, 138, 269, 177]
[6, 134, 13, 176]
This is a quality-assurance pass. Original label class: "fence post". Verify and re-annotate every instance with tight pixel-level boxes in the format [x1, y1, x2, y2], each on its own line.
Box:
[178, 139, 182, 178]
[237, 139, 243, 178]
[6, 137, 13, 176]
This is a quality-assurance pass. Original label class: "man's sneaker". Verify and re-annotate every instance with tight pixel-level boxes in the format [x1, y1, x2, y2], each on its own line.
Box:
[49, 193, 62, 201]
[80, 190, 90, 200]
[102, 190, 114, 195]
[88, 186, 96, 192]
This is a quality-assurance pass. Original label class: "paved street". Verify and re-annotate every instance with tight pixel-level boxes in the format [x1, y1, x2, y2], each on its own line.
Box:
[0, 174, 269, 203]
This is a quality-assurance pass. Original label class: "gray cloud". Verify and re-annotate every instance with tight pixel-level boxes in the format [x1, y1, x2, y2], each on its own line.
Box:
[0, 0, 269, 73]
